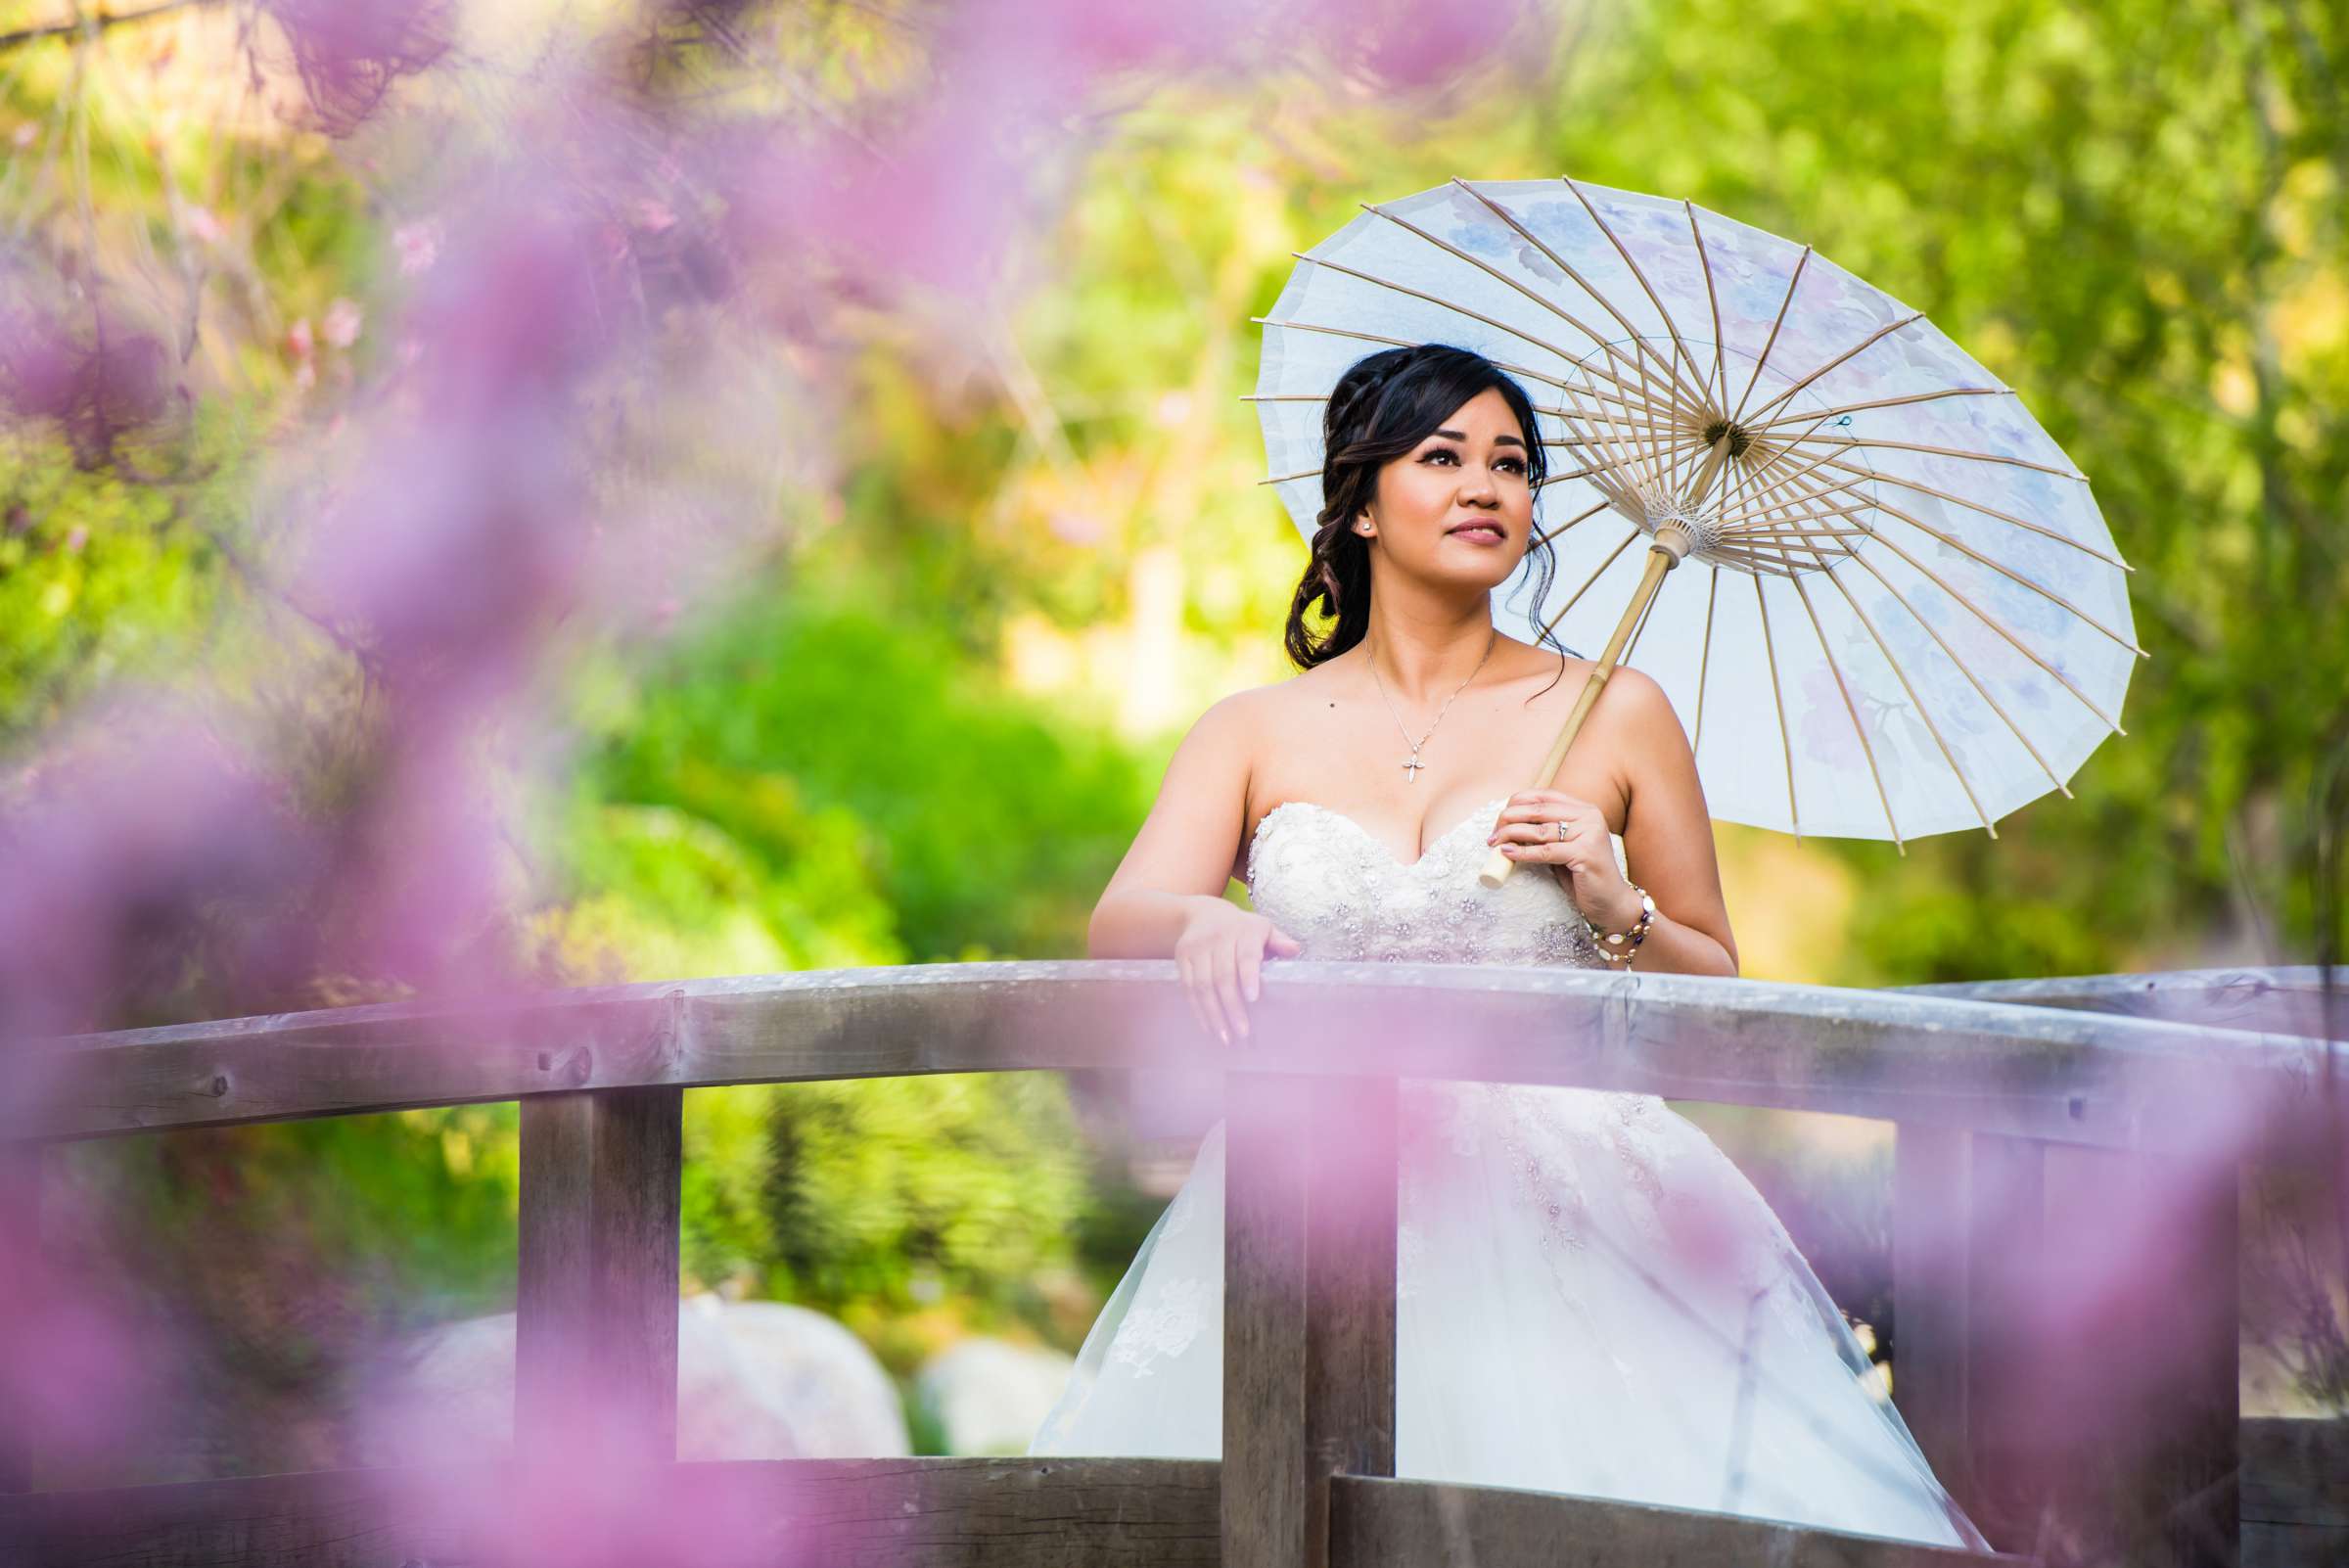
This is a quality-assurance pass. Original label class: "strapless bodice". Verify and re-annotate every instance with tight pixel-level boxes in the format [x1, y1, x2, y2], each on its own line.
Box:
[1243, 797, 1618, 968]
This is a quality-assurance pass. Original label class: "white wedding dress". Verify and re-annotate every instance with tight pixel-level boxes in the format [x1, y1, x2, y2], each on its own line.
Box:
[1031, 797, 1989, 1551]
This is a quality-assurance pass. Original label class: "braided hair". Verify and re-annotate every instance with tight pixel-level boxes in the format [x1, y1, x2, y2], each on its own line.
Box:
[1282, 344, 1565, 669]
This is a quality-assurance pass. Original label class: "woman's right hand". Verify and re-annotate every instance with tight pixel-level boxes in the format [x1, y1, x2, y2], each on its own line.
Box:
[1174, 898, 1302, 1045]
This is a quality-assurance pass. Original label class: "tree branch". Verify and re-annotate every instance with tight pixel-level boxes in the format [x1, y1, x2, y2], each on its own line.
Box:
[0, 0, 222, 55]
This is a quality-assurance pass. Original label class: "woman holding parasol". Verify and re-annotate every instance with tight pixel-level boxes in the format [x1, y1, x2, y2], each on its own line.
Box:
[1033, 342, 1983, 1548]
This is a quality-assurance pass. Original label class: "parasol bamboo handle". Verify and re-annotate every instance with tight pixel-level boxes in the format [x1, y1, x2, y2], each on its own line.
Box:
[1477, 536, 1687, 890]
[1477, 431, 1725, 889]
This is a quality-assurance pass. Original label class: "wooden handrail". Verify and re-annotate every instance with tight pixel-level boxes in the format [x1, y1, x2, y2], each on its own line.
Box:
[3, 963, 2339, 1149]
[1905, 964, 2343, 1039]
[2, 962, 2343, 1567]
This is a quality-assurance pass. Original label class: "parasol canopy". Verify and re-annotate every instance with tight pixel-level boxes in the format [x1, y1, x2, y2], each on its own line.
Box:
[1254, 177, 2142, 847]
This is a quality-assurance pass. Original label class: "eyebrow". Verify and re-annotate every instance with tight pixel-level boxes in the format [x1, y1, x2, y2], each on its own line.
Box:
[1432, 428, 1527, 448]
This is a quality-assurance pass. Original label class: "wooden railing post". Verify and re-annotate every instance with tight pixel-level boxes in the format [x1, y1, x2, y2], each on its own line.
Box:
[1893, 1128, 2050, 1550]
[1965, 1130, 2050, 1552]
[1890, 1123, 1972, 1509]
[1, 1142, 38, 1494]
[516, 1085, 684, 1466]
[1896, 1127, 2239, 1567]
[1223, 1071, 1397, 1568]
[2039, 1143, 2239, 1568]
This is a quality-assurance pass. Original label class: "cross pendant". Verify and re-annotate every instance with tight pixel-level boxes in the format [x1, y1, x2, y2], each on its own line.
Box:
[1402, 753, 1424, 782]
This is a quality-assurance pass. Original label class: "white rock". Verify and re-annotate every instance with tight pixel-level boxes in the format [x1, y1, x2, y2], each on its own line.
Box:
[914, 1338, 1077, 1456]
[362, 1295, 908, 1463]
[691, 1297, 910, 1459]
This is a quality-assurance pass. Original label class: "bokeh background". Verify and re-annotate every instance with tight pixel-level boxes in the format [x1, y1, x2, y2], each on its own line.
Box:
[2, 0, 2342, 1485]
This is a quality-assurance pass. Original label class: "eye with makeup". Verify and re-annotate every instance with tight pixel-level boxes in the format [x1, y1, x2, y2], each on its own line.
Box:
[1419, 444, 1529, 477]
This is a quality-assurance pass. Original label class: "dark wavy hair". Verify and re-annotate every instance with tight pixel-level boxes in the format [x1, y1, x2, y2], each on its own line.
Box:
[1282, 343, 1564, 669]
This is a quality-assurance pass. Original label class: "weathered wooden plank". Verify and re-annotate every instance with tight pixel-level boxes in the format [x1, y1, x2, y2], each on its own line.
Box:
[2032, 1144, 2238, 1568]
[1890, 1124, 1972, 1511]
[1952, 1143, 2240, 1567]
[516, 1085, 684, 1467]
[1222, 1076, 1310, 1568]
[1221, 1075, 1398, 1568]
[0, 1456, 1221, 1567]
[9, 964, 2336, 1155]
[0, 1142, 40, 1495]
[1327, 1474, 2009, 1564]
[5, 1435, 2334, 1567]
[1962, 1133, 2047, 1554]
[1306, 1077, 1397, 1490]
[2242, 1416, 2349, 1568]
[1905, 965, 2343, 1040]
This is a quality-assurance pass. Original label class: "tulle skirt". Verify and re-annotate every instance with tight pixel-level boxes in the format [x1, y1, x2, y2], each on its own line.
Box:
[1032, 1081, 1988, 1551]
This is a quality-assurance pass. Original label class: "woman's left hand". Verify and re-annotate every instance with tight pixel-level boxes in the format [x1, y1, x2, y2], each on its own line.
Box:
[1487, 789, 1640, 930]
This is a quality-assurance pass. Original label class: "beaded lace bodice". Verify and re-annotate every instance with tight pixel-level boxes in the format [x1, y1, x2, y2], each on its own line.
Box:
[1244, 796, 1623, 968]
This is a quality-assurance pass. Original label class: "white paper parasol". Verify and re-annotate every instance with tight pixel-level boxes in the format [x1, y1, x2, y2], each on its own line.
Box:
[1254, 177, 2142, 867]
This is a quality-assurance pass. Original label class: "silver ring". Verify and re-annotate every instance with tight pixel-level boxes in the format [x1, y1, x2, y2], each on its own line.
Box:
[1554, 819, 1567, 843]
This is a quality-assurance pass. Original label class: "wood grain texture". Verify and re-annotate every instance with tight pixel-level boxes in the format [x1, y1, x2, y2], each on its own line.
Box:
[1890, 1123, 1972, 1513]
[0, 1142, 39, 1495]
[1221, 1076, 1310, 1568]
[1221, 1074, 1399, 1568]
[1305, 1076, 1396, 1490]
[2241, 1416, 2349, 1568]
[516, 1085, 684, 1468]
[9, 963, 2336, 1154]
[4, 1439, 2337, 1567]
[0, 1456, 1221, 1567]
[1327, 1474, 2009, 1565]
[1902, 965, 2343, 1041]
[2032, 1143, 2239, 1568]
[1959, 1133, 2047, 1555]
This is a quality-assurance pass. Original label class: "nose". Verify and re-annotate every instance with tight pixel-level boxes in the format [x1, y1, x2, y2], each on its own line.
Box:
[1458, 466, 1499, 504]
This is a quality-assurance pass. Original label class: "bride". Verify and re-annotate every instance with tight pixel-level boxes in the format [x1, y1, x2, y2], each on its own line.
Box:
[1029, 344, 1989, 1551]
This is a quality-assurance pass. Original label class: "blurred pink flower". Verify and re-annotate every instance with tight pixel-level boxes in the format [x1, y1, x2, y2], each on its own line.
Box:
[322, 297, 365, 348]
[0, 8, 1560, 1510]
[393, 219, 441, 276]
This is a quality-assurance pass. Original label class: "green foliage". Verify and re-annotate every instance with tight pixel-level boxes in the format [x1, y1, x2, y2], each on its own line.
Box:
[544, 574, 1142, 1337]
[535, 793, 898, 982]
[760, 1072, 1091, 1322]
[583, 572, 1155, 961]
[0, 447, 218, 747]
[1525, 0, 2349, 978]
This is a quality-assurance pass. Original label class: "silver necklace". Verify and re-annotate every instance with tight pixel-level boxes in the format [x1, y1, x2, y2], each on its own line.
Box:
[1365, 627, 1497, 784]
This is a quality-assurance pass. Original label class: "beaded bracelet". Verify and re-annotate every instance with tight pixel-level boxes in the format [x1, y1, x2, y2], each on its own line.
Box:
[1587, 886, 1656, 968]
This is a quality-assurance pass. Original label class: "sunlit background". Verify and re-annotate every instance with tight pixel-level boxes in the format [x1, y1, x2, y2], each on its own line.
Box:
[2, 0, 2341, 1484]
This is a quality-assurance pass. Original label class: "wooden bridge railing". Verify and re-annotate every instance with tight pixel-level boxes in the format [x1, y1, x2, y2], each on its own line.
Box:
[1, 962, 2342, 1568]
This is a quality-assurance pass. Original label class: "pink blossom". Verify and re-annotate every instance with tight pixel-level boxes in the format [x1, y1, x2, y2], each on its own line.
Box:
[322, 297, 364, 348]
[393, 219, 440, 276]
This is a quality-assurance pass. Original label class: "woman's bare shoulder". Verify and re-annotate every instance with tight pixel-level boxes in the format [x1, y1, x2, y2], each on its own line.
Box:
[1500, 644, 1676, 718]
[1596, 663, 1682, 728]
[1174, 668, 1334, 780]
[1202, 664, 1339, 722]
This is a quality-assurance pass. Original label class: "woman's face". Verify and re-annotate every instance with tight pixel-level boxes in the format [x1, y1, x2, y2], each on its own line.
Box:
[1359, 387, 1536, 591]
